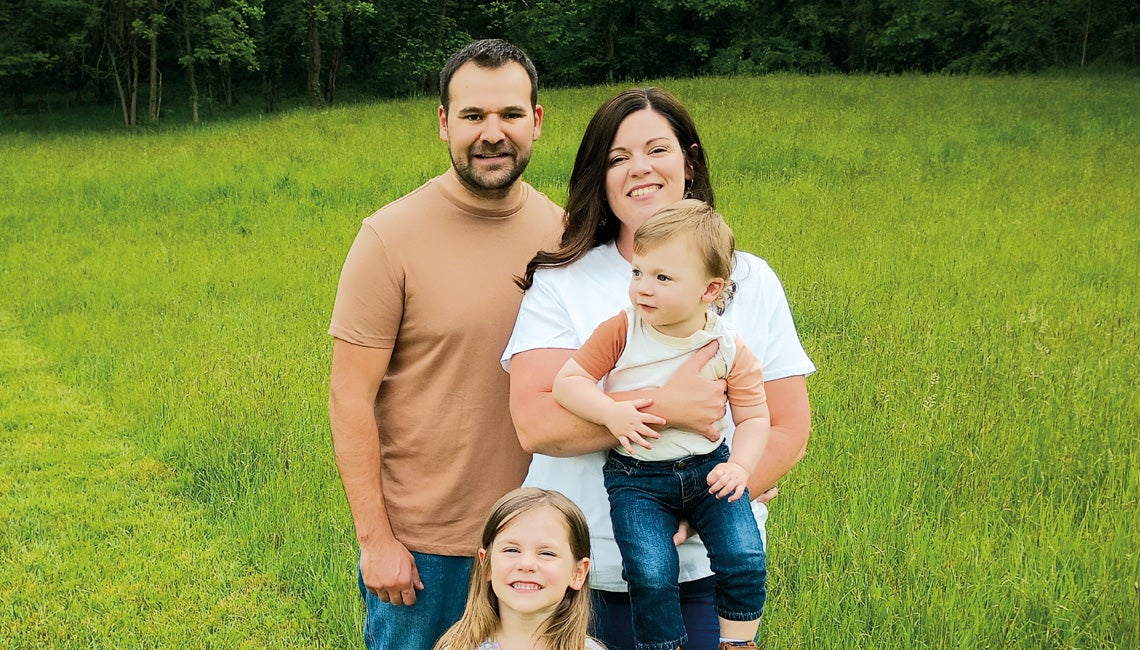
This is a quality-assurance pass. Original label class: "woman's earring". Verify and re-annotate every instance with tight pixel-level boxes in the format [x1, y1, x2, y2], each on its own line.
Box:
[684, 180, 693, 199]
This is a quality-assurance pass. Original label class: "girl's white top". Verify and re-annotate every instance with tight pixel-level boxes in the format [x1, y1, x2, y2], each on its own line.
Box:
[502, 242, 815, 591]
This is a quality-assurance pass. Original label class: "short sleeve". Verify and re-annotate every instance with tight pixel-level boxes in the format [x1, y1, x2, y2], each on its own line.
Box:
[571, 312, 629, 380]
[726, 336, 767, 408]
[501, 269, 581, 371]
[328, 222, 404, 348]
[729, 254, 815, 381]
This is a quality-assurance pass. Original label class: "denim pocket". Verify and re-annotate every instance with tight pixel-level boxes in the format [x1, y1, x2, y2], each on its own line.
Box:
[604, 450, 641, 475]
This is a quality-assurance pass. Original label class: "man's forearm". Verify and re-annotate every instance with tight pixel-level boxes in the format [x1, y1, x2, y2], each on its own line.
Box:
[329, 396, 395, 545]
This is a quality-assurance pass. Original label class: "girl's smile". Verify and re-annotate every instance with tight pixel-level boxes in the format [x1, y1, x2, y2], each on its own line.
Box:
[481, 506, 590, 619]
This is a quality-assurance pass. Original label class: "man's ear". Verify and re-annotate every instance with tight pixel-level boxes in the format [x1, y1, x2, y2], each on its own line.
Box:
[438, 105, 448, 142]
[532, 104, 544, 140]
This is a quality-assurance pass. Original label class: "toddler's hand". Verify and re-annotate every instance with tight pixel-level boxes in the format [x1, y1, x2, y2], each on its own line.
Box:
[604, 400, 664, 454]
[706, 462, 749, 502]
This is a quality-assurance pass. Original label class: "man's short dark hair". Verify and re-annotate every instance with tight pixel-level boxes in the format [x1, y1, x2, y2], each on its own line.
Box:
[439, 39, 539, 113]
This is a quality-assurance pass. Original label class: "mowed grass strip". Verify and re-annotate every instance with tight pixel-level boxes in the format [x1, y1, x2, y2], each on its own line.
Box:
[0, 314, 326, 648]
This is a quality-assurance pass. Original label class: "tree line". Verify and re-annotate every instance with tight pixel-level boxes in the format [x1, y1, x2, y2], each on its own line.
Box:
[2, 0, 1137, 126]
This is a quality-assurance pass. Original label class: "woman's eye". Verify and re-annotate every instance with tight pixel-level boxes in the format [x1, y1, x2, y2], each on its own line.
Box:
[608, 155, 628, 166]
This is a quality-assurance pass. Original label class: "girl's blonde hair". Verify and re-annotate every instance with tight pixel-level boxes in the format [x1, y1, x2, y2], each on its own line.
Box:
[634, 198, 737, 314]
[432, 488, 596, 650]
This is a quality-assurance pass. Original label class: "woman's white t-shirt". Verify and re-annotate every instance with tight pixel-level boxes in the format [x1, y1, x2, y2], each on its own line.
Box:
[501, 242, 815, 591]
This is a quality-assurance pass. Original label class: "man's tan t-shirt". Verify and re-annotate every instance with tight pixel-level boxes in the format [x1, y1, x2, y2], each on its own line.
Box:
[329, 175, 562, 556]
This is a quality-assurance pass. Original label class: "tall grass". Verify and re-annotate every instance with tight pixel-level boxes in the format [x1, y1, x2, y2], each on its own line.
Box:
[1, 75, 1137, 648]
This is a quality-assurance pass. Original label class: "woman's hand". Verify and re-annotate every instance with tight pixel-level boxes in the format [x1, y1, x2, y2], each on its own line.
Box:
[653, 340, 727, 440]
[754, 485, 779, 504]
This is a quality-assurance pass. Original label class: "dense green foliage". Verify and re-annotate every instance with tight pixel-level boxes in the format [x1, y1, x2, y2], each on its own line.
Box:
[2, 0, 1138, 124]
[1, 75, 1138, 647]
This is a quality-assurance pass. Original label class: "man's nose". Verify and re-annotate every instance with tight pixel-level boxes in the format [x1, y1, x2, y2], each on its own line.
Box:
[481, 115, 505, 142]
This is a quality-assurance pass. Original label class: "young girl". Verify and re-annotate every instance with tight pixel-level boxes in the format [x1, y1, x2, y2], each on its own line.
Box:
[552, 199, 769, 650]
[433, 488, 606, 650]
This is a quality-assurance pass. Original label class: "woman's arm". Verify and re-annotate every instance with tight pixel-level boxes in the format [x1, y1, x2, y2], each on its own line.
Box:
[510, 348, 622, 456]
[746, 374, 810, 496]
[510, 344, 731, 456]
[553, 358, 665, 453]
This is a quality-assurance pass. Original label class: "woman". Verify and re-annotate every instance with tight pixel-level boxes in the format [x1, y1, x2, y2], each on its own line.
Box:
[502, 88, 815, 650]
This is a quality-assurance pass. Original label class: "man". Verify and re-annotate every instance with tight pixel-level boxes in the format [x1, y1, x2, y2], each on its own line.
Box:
[328, 39, 563, 650]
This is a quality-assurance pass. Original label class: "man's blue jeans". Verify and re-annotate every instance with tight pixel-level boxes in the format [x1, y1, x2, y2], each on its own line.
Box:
[603, 443, 766, 650]
[358, 551, 473, 650]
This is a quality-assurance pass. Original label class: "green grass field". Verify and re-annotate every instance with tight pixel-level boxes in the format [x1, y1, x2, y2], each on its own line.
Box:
[2, 74, 1137, 648]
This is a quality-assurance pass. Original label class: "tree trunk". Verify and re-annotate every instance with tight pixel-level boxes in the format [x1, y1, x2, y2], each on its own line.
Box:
[325, 47, 340, 104]
[188, 63, 199, 123]
[606, 15, 615, 84]
[149, 26, 160, 121]
[224, 62, 233, 107]
[306, 2, 322, 105]
[1081, 0, 1092, 68]
[107, 40, 130, 127]
[129, 45, 139, 126]
[181, 1, 199, 124]
[109, 2, 139, 127]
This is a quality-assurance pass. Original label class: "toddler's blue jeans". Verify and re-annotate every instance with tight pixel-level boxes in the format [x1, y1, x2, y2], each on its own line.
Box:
[603, 443, 766, 650]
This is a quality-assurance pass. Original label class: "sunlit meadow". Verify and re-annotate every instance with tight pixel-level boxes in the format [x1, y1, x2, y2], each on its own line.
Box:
[1, 74, 1137, 648]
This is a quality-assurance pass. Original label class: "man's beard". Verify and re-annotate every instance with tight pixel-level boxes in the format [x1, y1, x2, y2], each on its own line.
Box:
[451, 145, 531, 198]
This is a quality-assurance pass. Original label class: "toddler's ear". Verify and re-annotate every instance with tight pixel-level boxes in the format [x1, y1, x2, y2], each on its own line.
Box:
[702, 278, 726, 304]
